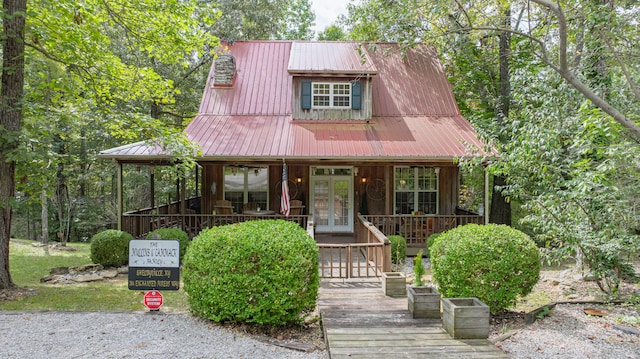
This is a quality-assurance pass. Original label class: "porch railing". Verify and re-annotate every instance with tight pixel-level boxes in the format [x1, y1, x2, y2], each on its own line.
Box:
[316, 215, 391, 279]
[122, 212, 308, 238]
[362, 214, 483, 247]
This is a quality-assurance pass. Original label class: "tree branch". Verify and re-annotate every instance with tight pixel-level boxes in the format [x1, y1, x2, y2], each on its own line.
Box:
[602, 35, 640, 102]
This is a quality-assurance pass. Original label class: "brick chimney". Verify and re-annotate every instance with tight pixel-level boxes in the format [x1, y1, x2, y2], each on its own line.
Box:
[213, 54, 236, 87]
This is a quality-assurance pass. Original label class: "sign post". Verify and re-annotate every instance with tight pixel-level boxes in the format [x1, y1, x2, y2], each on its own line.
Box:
[129, 239, 180, 311]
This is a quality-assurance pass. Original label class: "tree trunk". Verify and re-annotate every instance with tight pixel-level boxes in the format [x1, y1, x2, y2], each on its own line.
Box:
[0, 0, 27, 289]
[490, 7, 512, 225]
[41, 189, 49, 245]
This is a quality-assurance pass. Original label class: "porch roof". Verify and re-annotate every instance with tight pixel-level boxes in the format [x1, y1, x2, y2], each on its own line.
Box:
[100, 114, 491, 162]
[186, 114, 490, 161]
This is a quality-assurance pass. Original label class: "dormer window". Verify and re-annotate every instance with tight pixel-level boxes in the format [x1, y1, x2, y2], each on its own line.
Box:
[301, 80, 362, 111]
[313, 82, 351, 108]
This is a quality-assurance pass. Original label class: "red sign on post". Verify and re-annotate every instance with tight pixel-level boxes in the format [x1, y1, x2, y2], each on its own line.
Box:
[143, 290, 163, 311]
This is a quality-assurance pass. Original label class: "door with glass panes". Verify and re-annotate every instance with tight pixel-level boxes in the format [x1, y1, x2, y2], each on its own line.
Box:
[310, 167, 353, 232]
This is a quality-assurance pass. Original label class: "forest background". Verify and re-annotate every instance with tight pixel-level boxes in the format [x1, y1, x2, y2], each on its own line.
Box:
[1, 0, 638, 294]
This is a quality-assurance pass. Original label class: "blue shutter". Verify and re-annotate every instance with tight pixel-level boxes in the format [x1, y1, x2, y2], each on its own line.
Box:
[351, 81, 362, 110]
[301, 80, 312, 109]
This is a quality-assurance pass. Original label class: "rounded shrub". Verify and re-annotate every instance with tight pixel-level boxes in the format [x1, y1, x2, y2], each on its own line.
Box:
[183, 220, 319, 325]
[388, 235, 406, 266]
[147, 228, 190, 263]
[425, 233, 442, 258]
[430, 224, 540, 314]
[90, 229, 132, 267]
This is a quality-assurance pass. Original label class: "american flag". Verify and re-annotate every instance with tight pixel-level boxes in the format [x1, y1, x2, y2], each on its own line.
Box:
[280, 162, 290, 216]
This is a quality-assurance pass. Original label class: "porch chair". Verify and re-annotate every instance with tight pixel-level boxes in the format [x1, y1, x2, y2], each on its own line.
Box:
[289, 199, 305, 215]
[214, 199, 234, 214]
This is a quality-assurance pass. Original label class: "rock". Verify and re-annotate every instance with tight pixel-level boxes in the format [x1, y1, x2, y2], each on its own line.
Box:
[117, 266, 129, 274]
[551, 280, 560, 286]
[70, 264, 103, 273]
[101, 270, 119, 279]
[50, 267, 70, 275]
[613, 325, 640, 335]
[72, 274, 104, 283]
[566, 294, 579, 300]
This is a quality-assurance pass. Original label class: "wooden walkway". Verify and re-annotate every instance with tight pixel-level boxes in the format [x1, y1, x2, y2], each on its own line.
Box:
[318, 280, 509, 359]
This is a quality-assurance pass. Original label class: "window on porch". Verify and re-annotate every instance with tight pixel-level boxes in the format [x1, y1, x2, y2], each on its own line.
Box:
[224, 166, 268, 213]
[394, 167, 439, 214]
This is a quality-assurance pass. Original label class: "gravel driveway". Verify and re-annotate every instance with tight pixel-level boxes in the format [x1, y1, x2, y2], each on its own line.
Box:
[0, 311, 328, 359]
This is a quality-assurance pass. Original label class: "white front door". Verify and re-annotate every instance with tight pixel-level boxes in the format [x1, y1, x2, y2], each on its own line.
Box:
[311, 167, 354, 233]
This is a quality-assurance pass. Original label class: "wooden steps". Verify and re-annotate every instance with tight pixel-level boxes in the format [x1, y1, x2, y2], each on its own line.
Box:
[319, 280, 509, 359]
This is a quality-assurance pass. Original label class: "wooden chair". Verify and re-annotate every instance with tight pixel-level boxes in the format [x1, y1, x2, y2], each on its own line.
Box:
[214, 199, 234, 214]
[289, 199, 305, 215]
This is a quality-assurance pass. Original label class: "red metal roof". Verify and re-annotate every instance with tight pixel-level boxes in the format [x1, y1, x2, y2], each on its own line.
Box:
[100, 41, 491, 161]
[288, 42, 377, 75]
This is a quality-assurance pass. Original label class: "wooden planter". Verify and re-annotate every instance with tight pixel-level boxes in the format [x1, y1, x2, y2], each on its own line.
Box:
[442, 297, 490, 339]
[408, 286, 441, 318]
[382, 272, 406, 297]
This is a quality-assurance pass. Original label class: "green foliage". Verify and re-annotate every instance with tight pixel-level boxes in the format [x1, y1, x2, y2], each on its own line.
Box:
[412, 250, 426, 287]
[318, 25, 347, 41]
[183, 220, 319, 325]
[388, 235, 406, 266]
[430, 224, 540, 314]
[147, 228, 190, 263]
[425, 233, 442, 259]
[90, 230, 132, 267]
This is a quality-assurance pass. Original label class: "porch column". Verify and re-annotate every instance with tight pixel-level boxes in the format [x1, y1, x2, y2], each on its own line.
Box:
[117, 162, 123, 230]
[149, 165, 155, 208]
[484, 166, 489, 225]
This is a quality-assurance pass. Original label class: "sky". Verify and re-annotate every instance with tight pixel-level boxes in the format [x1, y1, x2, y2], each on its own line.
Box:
[310, 0, 352, 34]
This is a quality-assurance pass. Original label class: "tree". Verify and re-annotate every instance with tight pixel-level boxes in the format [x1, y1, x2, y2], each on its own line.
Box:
[0, 0, 27, 289]
[318, 24, 347, 41]
[342, 0, 640, 292]
[209, 0, 315, 41]
[1, 0, 219, 289]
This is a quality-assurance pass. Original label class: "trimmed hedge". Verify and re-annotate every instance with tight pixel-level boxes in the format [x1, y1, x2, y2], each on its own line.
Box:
[147, 228, 190, 263]
[425, 233, 442, 258]
[430, 224, 540, 314]
[183, 220, 319, 325]
[388, 235, 406, 266]
[90, 230, 132, 267]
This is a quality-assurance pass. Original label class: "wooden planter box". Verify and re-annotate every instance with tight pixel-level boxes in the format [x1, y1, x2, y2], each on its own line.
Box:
[408, 286, 441, 318]
[382, 272, 406, 297]
[442, 297, 490, 339]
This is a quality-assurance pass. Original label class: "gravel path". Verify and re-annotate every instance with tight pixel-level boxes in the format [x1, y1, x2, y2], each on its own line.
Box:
[0, 311, 329, 359]
[498, 303, 640, 359]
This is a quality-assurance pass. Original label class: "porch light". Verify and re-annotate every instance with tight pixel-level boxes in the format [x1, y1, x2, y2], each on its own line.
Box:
[354, 167, 359, 176]
[434, 167, 440, 174]
[361, 177, 367, 183]
[254, 168, 259, 176]
[296, 177, 302, 183]
[231, 166, 238, 175]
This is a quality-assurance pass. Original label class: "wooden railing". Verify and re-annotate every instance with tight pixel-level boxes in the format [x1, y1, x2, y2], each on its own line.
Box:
[362, 214, 483, 247]
[316, 215, 391, 279]
[122, 213, 309, 238]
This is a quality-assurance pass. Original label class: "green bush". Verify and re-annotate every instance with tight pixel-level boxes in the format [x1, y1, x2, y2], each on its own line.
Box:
[147, 228, 190, 263]
[430, 224, 540, 314]
[388, 235, 406, 266]
[90, 230, 132, 267]
[425, 233, 442, 258]
[183, 220, 319, 325]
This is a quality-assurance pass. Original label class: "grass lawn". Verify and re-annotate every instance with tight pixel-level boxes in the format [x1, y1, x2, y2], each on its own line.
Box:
[0, 239, 189, 312]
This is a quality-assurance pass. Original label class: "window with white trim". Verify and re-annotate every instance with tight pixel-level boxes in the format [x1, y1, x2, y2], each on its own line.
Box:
[224, 166, 268, 213]
[394, 167, 439, 214]
[312, 82, 351, 108]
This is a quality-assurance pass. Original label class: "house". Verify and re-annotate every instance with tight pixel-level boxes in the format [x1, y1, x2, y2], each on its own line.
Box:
[100, 41, 490, 252]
